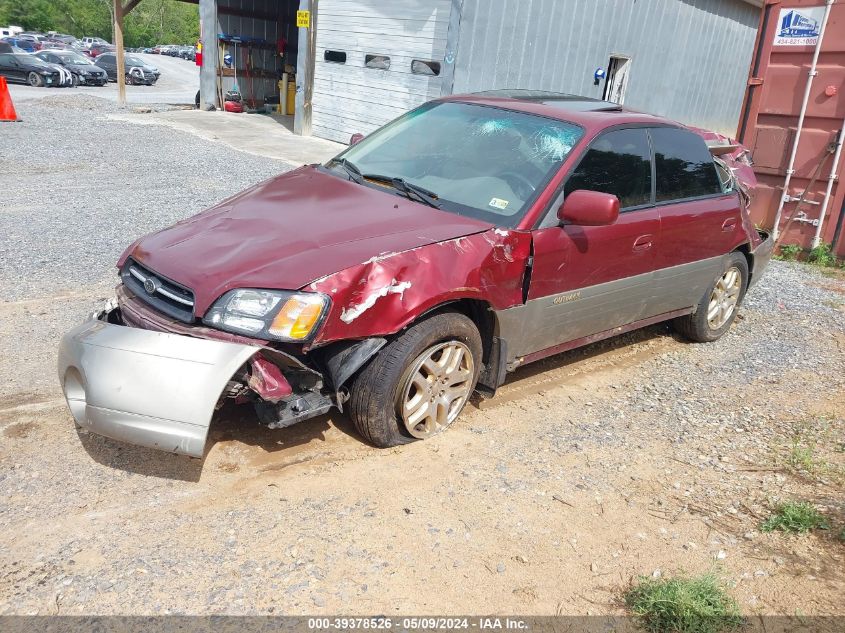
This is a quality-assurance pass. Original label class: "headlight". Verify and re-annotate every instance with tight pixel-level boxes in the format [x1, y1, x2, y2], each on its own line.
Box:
[203, 289, 329, 341]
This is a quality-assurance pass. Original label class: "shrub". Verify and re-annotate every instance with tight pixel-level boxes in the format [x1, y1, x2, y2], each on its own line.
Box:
[625, 573, 742, 633]
[778, 244, 802, 261]
[761, 501, 829, 534]
[807, 243, 836, 267]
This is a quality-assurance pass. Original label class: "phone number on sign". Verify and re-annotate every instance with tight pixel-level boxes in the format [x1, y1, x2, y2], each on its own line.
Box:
[308, 618, 473, 630]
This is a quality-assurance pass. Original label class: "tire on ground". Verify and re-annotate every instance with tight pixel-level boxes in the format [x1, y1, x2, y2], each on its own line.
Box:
[348, 311, 482, 447]
[674, 252, 749, 343]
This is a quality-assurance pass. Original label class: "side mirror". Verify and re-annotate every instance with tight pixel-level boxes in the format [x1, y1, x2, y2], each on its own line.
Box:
[558, 190, 620, 226]
[349, 132, 364, 146]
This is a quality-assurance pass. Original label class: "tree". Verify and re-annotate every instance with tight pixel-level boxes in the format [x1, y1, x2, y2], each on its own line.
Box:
[0, 0, 198, 47]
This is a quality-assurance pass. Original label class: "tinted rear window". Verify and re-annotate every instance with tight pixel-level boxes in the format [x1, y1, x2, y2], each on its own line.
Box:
[651, 127, 722, 202]
[564, 128, 652, 209]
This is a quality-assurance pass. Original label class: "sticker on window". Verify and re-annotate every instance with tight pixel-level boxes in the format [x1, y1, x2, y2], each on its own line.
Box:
[489, 198, 509, 210]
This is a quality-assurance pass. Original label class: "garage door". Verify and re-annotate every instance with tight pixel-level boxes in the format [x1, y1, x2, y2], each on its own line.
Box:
[312, 0, 452, 143]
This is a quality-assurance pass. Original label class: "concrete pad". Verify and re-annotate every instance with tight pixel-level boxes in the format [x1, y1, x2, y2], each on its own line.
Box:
[112, 108, 344, 165]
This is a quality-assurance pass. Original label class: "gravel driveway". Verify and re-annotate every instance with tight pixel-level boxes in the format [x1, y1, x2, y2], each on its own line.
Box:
[0, 96, 843, 617]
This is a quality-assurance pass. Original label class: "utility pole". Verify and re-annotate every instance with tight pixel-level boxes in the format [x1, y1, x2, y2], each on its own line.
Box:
[114, 0, 125, 105]
[113, 0, 143, 106]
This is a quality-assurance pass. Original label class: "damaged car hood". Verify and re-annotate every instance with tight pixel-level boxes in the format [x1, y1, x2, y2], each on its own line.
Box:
[120, 166, 494, 315]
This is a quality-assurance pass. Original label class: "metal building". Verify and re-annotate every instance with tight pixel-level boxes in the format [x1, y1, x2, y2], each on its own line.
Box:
[197, 0, 763, 142]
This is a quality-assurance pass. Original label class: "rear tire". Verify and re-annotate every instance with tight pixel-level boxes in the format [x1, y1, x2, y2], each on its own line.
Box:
[674, 252, 748, 342]
[27, 72, 43, 87]
[348, 312, 482, 447]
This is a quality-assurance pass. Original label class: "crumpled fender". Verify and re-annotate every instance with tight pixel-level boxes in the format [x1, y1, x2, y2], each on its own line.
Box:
[306, 228, 532, 347]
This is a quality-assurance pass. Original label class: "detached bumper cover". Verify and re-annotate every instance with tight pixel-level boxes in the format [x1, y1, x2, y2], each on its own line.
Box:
[58, 319, 259, 457]
[749, 230, 774, 288]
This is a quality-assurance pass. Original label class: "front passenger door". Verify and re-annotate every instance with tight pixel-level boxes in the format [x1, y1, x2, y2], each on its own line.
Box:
[97, 54, 115, 79]
[0, 54, 17, 82]
[512, 127, 660, 358]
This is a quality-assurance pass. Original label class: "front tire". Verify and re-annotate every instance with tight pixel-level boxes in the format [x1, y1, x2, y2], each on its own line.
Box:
[28, 72, 44, 87]
[674, 252, 748, 342]
[348, 312, 482, 447]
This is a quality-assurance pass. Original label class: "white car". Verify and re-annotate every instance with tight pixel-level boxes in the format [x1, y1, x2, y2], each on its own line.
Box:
[80, 36, 109, 50]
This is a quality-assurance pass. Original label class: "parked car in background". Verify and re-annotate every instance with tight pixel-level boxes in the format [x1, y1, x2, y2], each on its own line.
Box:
[57, 92, 773, 458]
[47, 33, 77, 45]
[42, 40, 70, 50]
[2, 36, 39, 52]
[96, 52, 160, 85]
[20, 33, 47, 48]
[1, 26, 24, 38]
[35, 49, 107, 86]
[81, 36, 109, 49]
[0, 51, 64, 86]
[87, 43, 115, 58]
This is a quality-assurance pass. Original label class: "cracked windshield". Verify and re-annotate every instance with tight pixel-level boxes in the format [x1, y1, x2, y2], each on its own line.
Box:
[329, 101, 583, 226]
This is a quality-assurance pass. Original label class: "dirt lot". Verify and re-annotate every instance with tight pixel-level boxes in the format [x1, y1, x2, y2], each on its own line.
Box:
[1, 96, 843, 617]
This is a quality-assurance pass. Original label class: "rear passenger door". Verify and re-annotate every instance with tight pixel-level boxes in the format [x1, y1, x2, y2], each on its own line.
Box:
[514, 127, 660, 357]
[647, 127, 742, 316]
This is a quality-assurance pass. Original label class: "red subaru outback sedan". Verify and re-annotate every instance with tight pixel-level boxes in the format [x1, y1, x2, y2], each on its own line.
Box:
[59, 91, 773, 457]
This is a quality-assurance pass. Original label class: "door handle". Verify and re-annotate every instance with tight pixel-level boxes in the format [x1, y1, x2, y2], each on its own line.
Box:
[722, 217, 738, 232]
[633, 234, 653, 251]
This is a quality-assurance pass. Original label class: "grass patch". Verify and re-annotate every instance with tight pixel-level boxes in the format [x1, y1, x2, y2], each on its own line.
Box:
[807, 243, 837, 268]
[625, 573, 742, 633]
[761, 501, 829, 534]
[777, 244, 802, 262]
[787, 441, 816, 473]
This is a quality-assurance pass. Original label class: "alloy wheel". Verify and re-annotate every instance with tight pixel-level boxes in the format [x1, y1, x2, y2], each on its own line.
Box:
[707, 266, 741, 329]
[398, 341, 474, 439]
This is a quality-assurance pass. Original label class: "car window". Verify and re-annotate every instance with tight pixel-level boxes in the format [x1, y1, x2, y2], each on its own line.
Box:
[328, 101, 584, 227]
[563, 128, 652, 210]
[651, 127, 723, 203]
[25, 55, 51, 69]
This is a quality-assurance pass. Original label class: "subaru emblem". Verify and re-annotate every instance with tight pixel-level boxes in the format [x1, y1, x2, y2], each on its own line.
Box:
[143, 278, 159, 294]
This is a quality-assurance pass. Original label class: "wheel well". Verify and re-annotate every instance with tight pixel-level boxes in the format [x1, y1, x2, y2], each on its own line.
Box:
[734, 243, 754, 283]
[427, 299, 496, 364]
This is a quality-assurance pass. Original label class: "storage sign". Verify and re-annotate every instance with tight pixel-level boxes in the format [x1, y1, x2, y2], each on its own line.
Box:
[296, 10, 311, 28]
[773, 7, 824, 46]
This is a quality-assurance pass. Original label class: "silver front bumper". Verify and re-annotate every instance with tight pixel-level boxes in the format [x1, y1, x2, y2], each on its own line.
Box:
[58, 317, 260, 457]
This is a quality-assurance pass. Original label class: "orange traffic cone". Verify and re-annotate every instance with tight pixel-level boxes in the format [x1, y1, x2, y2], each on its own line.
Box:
[0, 77, 21, 122]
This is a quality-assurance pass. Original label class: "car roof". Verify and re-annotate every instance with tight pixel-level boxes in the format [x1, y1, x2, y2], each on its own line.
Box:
[439, 90, 683, 134]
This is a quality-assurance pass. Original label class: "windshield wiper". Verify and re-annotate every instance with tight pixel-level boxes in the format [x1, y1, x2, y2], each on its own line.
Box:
[335, 158, 364, 184]
[362, 174, 441, 209]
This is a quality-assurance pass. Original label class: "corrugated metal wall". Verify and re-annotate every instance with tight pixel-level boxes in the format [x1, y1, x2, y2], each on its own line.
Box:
[450, 0, 760, 135]
[312, 0, 452, 143]
[738, 1, 845, 256]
